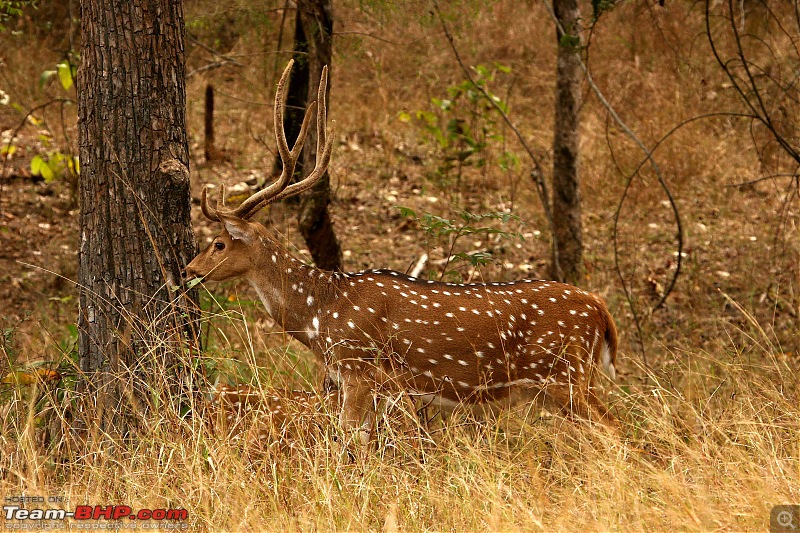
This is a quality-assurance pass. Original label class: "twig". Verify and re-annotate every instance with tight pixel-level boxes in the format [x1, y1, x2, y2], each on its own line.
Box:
[272, 0, 292, 84]
[706, 0, 800, 253]
[552, 2, 683, 307]
[187, 59, 242, 79]
[332, 30, 406, 46]
[602, 111, 647, 364]
[706, 0, 800, 164]
[773, 172, 800, 249]
[186, 34, 244, 67]
[185, 33, 244, 79]
[724, 172, 798, 188]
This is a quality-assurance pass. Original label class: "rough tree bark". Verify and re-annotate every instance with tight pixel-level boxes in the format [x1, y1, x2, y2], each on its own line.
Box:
[551, 0, 583, 284]
[279, 0, 342, 271]
[77, 0, 197, 437]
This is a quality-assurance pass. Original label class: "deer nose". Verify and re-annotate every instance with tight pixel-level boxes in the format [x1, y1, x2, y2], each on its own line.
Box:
[183, 265, 199, 281]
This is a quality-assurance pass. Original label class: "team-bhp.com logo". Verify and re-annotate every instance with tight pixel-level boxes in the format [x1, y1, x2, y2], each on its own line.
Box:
[4, 504, 189, 525]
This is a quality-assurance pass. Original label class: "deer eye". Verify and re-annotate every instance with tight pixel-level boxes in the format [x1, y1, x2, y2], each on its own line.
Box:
[214, 241, 225, 251]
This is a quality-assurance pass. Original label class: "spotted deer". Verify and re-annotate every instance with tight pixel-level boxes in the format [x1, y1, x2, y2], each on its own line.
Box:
[185, 61, 620, 445]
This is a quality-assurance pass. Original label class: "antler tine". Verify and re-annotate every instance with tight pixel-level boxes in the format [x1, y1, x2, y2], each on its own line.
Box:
[268, 128, 333, 204]
[200, 185, 221, 222]
[268, 66, 333, 204]
[233, 60, 317, 220]
[315, 65, 328, 159]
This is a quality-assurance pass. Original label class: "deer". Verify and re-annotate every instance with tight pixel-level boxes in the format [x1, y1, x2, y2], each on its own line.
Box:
[185, 60, 620, 448]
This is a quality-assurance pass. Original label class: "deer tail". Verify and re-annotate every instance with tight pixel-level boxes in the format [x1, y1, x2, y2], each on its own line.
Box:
[600, 305, 618, 380]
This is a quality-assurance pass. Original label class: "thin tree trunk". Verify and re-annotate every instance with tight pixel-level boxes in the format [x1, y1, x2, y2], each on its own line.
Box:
[204, 84, 223, 163]
[551, 0, 583, 284]
[77, 0, 197, 438]
[294, 0, 342, 271]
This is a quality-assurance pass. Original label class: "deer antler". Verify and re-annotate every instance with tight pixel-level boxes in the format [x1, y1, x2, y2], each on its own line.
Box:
[200, 185, 226, 222]
[200, 59, 333, 222]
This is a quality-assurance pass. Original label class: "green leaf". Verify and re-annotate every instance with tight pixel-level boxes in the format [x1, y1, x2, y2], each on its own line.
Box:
[397, 111, 412, 123]
[454, 251, 493, 267]
[56, 61, 74, 91]
[559, 33, 581, 50]
[41, 164, 55, 181]
[30, 155, 54, 181]
[49, 151, 65, 167]
[475, 64, 491, 79]
[0, 144, 16, 158]
[185, 277, 203, 289]
[499, 151, 520, 172]
[442, 270, 463, 283]
[38, 69, 57, 90]
[396, 206, 417, 219]
[492, 97, 509, 114]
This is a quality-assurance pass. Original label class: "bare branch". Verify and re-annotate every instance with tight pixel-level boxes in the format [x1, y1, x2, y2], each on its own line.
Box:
[724, 172, 798, 188]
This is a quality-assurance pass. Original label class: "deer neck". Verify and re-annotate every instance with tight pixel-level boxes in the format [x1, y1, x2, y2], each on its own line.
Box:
[246, 250, 339, 345]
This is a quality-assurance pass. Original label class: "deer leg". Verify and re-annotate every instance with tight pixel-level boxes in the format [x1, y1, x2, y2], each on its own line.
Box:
[540, 382, 591, 422]
[574, 362, 620, 432]
[339, 370, 376, 447]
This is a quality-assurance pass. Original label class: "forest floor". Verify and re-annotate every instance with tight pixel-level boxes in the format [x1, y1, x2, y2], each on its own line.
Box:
[1, 0, 799, 531]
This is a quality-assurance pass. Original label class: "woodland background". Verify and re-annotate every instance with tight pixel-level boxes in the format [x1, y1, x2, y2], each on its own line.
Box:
[0, 0, 798, 531]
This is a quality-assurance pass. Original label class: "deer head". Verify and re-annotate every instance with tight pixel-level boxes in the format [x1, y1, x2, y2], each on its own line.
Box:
[185, 59, 332, 283]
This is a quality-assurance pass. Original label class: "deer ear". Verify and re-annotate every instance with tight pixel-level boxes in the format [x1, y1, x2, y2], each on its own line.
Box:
[219, 214, 253, 245]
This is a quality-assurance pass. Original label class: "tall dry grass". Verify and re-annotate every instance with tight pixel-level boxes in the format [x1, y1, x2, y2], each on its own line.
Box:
[1, 0, 798, 531]
[1, 293, 797, 531]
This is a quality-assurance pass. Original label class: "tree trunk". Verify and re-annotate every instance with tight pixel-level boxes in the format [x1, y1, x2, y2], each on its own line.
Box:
[204, 85, 223, 163]
[551, 0, 583, 284]
[287, 0, 342, 271]
[77, 0, 197, 438]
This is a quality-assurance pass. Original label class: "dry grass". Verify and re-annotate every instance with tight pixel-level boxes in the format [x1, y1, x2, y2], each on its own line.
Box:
[1, 302, 797, 531]
[1, 0, 799, 531]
